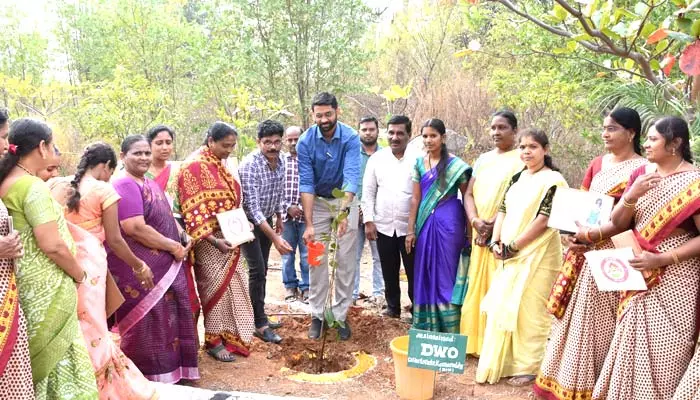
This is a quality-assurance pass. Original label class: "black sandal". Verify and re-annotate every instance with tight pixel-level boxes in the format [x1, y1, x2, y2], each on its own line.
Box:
[207, 344, 235, 362]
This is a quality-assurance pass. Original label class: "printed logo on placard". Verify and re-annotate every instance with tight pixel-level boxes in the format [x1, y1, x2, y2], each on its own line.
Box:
[601, 257, 628, 283]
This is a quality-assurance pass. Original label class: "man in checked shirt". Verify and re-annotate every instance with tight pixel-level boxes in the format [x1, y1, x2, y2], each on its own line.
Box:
[280, 125, 310, 304]
[239, 119, 293, 344]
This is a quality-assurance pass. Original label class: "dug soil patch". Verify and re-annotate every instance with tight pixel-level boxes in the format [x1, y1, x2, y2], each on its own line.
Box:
[272, 307, 405, 374]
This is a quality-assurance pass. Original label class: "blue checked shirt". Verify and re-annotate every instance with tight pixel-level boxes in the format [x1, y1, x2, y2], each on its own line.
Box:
[282, 152, 303, 222]
[238, 150, 285, 225]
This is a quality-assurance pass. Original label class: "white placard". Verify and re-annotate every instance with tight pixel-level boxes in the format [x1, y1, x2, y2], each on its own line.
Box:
[548, 188, 615, 233]
[585, 247, 648, 292]
[215, 208, 255, 247]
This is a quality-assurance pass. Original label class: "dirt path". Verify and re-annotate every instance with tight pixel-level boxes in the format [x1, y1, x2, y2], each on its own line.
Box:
[186, 246, 532, 399]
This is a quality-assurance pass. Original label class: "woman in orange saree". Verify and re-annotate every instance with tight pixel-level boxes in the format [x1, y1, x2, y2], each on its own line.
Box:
[593, 116, 700, 399]
[534, 108, 646, 400]
[178, 122, 255, 362]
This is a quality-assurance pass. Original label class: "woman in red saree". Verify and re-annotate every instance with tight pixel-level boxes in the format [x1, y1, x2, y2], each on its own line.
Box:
[178, 122, 255, 362]
[593, 116, 700, 399]
[534, 108, 646, 399]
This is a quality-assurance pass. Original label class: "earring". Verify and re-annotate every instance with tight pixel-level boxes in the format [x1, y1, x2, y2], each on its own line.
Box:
[628, 136, 633, 143]
[672, 148, 676, 156]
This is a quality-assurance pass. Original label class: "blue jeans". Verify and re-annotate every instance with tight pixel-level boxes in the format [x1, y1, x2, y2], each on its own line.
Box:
[281, 220, 309, 291]
[354, 223, 384, 298]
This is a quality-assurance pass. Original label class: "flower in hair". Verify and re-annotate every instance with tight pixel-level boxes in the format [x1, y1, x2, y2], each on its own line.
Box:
[7, 144, 17, 155]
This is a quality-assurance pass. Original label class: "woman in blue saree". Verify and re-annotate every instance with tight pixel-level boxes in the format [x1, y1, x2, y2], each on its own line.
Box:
[407, 118, 471, 333]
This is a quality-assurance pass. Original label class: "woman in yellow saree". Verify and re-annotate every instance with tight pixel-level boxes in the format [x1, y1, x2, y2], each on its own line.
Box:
[593, 117, 700, 399]
[460, 110, 523, 356]
[476, 129, 567, 386]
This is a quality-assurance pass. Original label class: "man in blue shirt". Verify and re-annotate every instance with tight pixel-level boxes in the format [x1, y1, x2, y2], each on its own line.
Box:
[297, 92, 361, 341]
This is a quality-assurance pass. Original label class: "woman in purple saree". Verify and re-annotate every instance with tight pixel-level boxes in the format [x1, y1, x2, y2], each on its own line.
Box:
[407, 119, 471, 333]
[107, 135, 198, 383]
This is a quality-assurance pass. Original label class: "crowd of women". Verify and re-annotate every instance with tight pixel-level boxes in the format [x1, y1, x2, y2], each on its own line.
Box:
[0, 101, 698, 400]
[0, 112, 254, 399]
[402, 109, 700, 399]
[437, 108, 700, 399]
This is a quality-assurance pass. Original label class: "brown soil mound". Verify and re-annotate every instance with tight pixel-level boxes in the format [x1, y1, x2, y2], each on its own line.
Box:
[271, 307, 408, 374]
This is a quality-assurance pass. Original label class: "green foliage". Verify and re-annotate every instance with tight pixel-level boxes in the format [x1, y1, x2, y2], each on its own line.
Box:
[597, 80, 700, 160]
[598, 80, 691, 132]
[0, 0, 371, 158]
[231, 0, 374, 126]
[0, 7, 49, 83]
[480, 0, 700, 91]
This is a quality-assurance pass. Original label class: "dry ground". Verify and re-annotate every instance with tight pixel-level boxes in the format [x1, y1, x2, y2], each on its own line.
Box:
[186, 244, 532, 399]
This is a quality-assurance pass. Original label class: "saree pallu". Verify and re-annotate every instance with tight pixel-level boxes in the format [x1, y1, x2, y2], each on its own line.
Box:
[107, 177, 198, 383]
[68, 221, 157, 399]
[476, 170, 567, 384]
[0, 200, 34, 400]
[3, 175, 98, 399]
[460, 149, 523, 355]
[194, 235, 255, 355]
[593, 169, 700, 400]
[412, 156, 470, 333]
[179, 148, 255, 351]
[535, 156, 647, 400]
[147, 163, 201, 333]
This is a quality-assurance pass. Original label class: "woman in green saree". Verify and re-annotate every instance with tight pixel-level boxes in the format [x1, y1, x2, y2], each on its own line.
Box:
[0, 119, 97, 399]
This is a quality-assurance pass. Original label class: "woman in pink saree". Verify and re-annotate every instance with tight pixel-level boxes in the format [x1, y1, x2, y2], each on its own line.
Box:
[48, 142, 157, 399]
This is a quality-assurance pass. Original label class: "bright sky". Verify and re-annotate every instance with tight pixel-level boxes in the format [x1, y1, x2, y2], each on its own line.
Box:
[9, 0, 405, 31]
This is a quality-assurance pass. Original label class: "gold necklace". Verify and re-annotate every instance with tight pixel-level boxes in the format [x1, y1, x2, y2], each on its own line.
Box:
[16, 163, 34, 176]
[658, 160, 685, 177]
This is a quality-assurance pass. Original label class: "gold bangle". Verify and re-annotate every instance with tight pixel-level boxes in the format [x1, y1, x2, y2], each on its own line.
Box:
[584, 229, 592, 243]
[133, 263, 147, 273]
[622, 196, 637, 209]
[509, 240, 520, 252]
[74, 270, 87, 284]
[597, 226, 603, 242]
[671, 251, 680, 265]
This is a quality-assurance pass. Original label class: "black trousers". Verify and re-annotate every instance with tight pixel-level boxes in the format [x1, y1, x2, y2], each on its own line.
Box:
[376, 231, 414, 314]
[240, 218, 272, 329]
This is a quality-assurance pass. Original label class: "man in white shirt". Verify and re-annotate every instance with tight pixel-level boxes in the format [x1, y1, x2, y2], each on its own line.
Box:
[361, 115, 416, 318]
